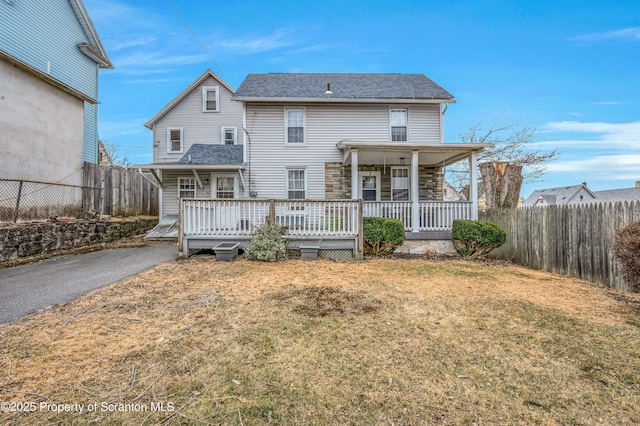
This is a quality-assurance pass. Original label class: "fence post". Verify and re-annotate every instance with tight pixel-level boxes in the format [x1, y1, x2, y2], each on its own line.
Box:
[357, 199, 364, 259]
[13, 180, 23, 223]
[269, 199, 276, 222]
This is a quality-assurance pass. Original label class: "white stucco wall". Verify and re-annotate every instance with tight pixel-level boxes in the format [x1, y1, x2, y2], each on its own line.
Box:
[0, 59, 84, 185]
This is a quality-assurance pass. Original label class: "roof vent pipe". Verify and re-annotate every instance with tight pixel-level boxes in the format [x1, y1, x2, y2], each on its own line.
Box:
[324, 83, 333, 95]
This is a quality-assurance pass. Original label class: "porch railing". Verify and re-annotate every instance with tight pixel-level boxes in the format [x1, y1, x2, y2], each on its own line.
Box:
[181, 199, 471, 239]
[363, 201, 472, 231]
[181, 199, 361, 237]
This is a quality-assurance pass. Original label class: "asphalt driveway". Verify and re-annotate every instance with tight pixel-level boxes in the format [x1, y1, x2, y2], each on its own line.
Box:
[0, 241, 178, 324]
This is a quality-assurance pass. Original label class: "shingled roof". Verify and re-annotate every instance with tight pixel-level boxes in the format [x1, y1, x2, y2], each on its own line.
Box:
[233, 73, 454, 101]
[178, 144, 243, 165]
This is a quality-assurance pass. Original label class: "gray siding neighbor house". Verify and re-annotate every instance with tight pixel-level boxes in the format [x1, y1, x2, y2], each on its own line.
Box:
[0, 0, 112, 185]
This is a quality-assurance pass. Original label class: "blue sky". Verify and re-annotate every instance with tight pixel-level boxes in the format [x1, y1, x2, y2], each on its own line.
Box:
[84, 0, 640, 198]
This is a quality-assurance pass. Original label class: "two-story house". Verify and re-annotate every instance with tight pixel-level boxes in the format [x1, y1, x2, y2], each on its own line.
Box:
[0, 0, 112, 185]
[139, 69, 244, 236]
[138, 71, 491, 256]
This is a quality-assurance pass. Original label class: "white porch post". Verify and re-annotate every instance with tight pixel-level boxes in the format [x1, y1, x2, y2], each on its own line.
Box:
[411, 150, 419, 232]
[351, 149, 359, 200]
[470, 151, 478, 220]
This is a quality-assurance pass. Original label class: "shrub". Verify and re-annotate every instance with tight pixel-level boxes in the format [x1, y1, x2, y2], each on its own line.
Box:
[612, 221, 640, 292]
[363, 217, 405, 255]
[244, 220, 288, 262]
[452, 219, 506, 259]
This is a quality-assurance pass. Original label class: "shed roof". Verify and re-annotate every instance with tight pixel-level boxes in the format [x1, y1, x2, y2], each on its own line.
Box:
[233, 73, 454, 102]
[178, 144, 243, 165]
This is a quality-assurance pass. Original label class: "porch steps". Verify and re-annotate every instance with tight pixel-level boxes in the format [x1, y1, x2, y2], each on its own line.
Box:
[145, 215, 178, 240]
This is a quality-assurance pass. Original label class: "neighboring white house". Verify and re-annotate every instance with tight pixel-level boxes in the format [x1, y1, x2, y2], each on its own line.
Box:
[522, 182, 596, 207]
[136, 70, 245, 219]
[0, 0, 112, 185]
[523, 181, 640, 207]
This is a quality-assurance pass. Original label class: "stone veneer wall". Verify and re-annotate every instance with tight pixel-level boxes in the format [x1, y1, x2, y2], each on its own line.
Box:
[324, 162, 444, 200]
[0, 218, 158, 262]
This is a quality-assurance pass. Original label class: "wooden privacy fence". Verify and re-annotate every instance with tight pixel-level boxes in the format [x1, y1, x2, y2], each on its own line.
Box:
[83, 162, 158, 216]
[481, 201, 640, 290]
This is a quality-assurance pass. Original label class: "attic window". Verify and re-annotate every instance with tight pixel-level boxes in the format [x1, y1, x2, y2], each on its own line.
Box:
[202, 86, 219, 112]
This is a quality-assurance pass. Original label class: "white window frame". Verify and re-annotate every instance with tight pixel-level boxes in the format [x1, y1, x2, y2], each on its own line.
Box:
[221, 127, 237, 145]
[358, 171, 381, 201]
[202, 86, 220, 112]
[212, 173, 239, 199]
[167, 127, 183, 153]
[178, 177, 196, 199]
[391, 167, 410, 201]
[286, 168, 307, 200]
[390, 108, 409, 142]
[284, 108, 306, 145]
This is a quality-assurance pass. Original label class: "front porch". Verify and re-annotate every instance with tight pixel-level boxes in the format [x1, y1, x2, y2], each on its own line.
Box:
[337, 140, 490, 232]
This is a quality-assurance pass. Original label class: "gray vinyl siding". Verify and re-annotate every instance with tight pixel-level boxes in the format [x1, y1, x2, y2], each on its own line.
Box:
[245, 103, 443, 199]
[161, 170, 247, 217]
[153, 77, 244, 163]
[409, 104, 442, 142]
[0, 0, 99, 100]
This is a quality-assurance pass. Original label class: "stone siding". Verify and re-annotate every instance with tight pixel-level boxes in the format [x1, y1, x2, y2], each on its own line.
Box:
[324, 162, 444, 200]
[0, 218, 158, 262]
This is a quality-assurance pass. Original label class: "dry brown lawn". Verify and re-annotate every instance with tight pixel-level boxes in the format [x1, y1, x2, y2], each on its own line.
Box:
[1, 255, 639, 425]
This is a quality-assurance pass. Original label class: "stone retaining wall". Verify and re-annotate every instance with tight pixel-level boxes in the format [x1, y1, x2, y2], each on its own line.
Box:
[0, 218, 158, 262]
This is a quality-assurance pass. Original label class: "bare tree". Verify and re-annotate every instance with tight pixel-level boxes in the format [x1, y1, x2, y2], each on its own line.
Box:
[100, 140, 132, 168]
[446, 118, 560, 201]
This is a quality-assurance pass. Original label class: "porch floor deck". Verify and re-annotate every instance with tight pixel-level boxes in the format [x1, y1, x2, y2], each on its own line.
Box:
[145, 215, 178, 240]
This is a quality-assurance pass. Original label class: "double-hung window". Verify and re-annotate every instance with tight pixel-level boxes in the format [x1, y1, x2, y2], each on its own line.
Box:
[178, 177, 195, 199]
[202, 86, 219, 112]
[391, 167, 409, 201]
[167, 127, 183, 153]
[286, 109, 305, 144]
[222, 127, 236, 145]
[287, 168, 306, 199]
[390, 109, 408, 142]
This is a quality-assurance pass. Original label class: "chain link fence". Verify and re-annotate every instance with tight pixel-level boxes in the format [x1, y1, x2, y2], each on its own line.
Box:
[0, 179, 97, 223]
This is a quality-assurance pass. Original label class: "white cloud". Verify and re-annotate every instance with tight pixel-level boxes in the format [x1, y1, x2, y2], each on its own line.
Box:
[540, 120, 640, 150]
[570, 27, 640, 42]
[215, 30, 296, 54]
[591, 101, 624, 106]
[113, 51, 207, 68]
[548, 154, 640, 173]
[535, 120, 640, 187]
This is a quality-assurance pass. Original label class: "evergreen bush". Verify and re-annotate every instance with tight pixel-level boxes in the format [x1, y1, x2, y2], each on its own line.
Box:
[363, 217, 405, 255]
[244, 220, 288, 262]
[452, 219, 506, 259]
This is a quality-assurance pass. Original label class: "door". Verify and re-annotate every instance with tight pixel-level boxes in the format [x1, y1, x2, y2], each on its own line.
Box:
[358, 171, 381, 201]
[213, 174, 240, 229]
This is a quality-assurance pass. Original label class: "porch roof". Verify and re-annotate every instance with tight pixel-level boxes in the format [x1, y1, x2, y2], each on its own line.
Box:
[336, 140, 493, 167]
[131, 163, 245, 171]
